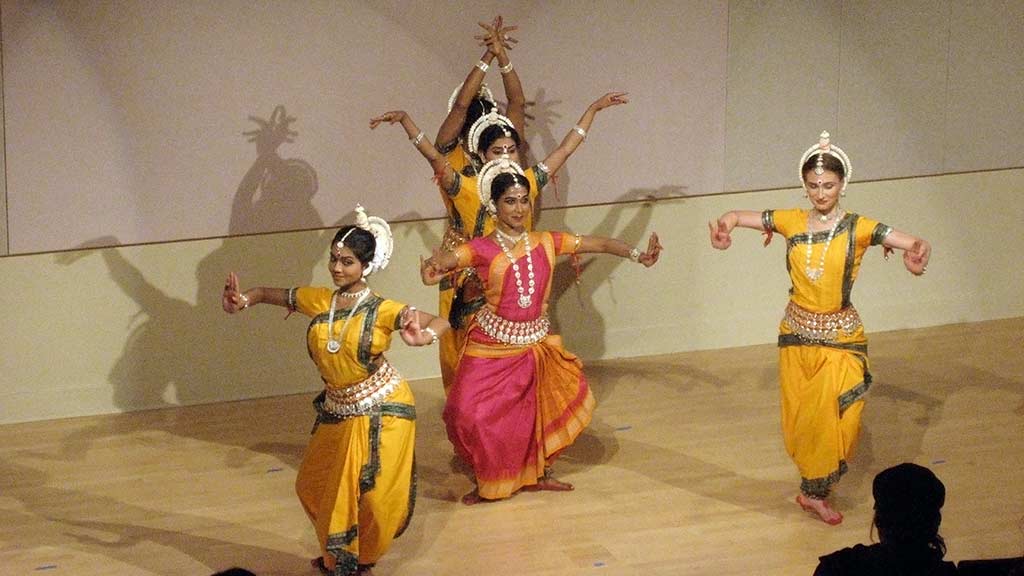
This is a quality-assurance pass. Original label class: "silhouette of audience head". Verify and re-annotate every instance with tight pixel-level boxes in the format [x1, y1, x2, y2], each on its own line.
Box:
[210, 568, 256, 576]
[872, 462, 947, 555]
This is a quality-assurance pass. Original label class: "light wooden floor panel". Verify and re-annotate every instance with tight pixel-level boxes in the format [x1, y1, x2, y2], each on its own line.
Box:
[2, 318, 1022, 575]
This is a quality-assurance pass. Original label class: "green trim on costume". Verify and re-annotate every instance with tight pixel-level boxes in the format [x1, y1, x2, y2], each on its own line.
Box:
[308, 296, 381, 331]
[472, 205, 489, 238]
[447, 172, 462, 199]
[838, 372, 872, 416]
[436, 140, 458, 155]
[841, 214, 860, 308]
[395, 455, 417, 539]
[356, 297, 384, 370]
[777, 333, 869, 355]
[533, 164, 549, 190]
[326, 526, 359, 576]
[449, 273, 486, 329]
[359, 411, 383, 493]
[787, 213, 854, 245]
[379, 402, 417, 420]
[871, 222, 893, 246]
[801, 460, 849, 498]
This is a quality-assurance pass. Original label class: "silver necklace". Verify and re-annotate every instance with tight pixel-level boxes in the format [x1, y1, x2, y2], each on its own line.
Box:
[325, 286, 371, 353]
[804, 210, 843, 282]
[494, 229, 535, 308]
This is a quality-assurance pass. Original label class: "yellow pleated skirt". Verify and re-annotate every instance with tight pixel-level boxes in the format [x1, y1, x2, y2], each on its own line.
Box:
[778, 324, 870, 498]
[295, 381, 416, 573]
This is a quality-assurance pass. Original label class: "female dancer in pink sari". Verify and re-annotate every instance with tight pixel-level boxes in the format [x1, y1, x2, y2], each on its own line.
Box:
[421, 157, 662, 504]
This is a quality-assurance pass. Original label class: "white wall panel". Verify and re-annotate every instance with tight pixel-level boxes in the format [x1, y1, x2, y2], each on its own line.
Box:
[725, 0, 841, 192]
[838, 0, 951, 180]
[944, 0, 1024, 172]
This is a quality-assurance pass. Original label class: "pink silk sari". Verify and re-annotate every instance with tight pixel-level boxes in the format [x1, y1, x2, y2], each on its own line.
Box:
[444, 232, 596, 500]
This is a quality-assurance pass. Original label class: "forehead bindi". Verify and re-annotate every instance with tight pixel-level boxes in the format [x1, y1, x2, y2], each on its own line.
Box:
[331, 245, 358, 260]
[806, 170, 841, 184]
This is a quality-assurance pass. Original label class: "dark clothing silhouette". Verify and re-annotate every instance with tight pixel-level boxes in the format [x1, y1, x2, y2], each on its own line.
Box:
[814, 543, 958, 575]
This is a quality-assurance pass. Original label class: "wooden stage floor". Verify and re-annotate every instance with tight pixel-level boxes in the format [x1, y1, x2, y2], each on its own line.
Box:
[3, 318, 1023, 575]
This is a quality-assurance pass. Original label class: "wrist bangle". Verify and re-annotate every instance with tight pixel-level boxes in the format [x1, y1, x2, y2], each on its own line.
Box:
[476, 60, 489, 73]
[411, 131, 425, 146]
[628, 247, 641, 262]
[422, 326, 439, 345]
[499, 61, 514, 74]
[572, 125, 587, 140]
[239, 293, 250, 309]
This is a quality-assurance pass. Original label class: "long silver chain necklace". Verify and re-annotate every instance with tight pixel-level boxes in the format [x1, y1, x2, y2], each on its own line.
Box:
[494, 229, 536, 308]
[325, 286, 371, 353]
[804, 210, 843, 282]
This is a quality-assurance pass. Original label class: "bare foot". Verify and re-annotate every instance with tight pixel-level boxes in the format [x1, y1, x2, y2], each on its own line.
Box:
[356, 566, 374, 576]
[796, 494, 843, 525]
[461, 488, 483, 505]
[311, 557, 330, 575]
[523, 476, 574, 492]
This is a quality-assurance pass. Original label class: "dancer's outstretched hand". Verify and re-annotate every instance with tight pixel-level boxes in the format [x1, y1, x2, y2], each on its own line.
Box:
[369, 110, 407, 130]
[709, 219, 733, 250]
[222, 272, 249, 313]
[903, 239, 931, 276]
[638, 232, 663, 267]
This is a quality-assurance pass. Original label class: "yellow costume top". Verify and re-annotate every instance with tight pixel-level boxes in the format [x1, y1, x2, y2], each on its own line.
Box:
[764, 209, 891, 313]
[293, 287, 407, 387]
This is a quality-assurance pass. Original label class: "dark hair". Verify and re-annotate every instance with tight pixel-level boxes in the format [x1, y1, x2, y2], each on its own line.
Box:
[477, 123, 522, 156]
[490, 172, 532, 204]
[460, 98, 494, 143]
[872, 463, 947, 557]
[331, 226, 376, 265]
[801, 152, 846, 182]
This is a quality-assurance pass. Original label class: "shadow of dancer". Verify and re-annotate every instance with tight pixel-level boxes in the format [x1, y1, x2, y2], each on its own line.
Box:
[53, 106, 343, 468]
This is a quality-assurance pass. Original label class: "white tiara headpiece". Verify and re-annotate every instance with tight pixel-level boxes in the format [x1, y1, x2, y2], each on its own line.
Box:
[467, 109, 515, 156]
[447, 81, 497, 114]
[337, 204, 393, 277]
[799, 131, 852, 190]
[477, 156, 526, 215]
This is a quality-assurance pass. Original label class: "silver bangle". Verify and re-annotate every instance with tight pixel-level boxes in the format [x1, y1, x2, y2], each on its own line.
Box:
[572, 125, 587, 140]
[239, 293, 250, 309]
[476, 60, 489, 73]
[628, 247, 641, 262]
[411, 131, 425, 146]
[500, 61, 514, 74]
[422, 326, 439, 345]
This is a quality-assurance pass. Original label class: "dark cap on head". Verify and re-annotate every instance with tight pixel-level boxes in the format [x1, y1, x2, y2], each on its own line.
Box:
[873, 462, 945, 513]
[873, 462, 946, 547]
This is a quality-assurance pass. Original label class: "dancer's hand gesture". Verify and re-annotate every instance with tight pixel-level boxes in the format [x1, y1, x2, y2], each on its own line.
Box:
[638, 233, 664, 267]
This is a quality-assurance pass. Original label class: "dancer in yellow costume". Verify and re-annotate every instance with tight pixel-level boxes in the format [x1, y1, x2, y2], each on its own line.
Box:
[222, 206, 449, 576]
[709, 132, 931, 526]
[371, 90, 628, 391]
[435, 15, 526, 178]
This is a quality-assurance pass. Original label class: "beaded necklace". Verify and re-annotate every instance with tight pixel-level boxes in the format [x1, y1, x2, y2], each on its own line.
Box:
[494, 229, 536, 308]
[325, 286, 371, 353]
[804, 210, 843, 282]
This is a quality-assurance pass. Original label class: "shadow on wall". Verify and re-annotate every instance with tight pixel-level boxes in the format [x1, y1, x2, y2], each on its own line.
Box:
[53, 105, 349, 462]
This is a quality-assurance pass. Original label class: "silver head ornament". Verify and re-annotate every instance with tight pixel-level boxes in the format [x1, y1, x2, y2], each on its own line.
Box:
[799, 131, 852, 190]
[477, 156, 527, 215]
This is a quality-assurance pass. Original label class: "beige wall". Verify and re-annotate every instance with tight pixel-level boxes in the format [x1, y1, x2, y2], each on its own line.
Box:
[2, 168, 1022, 424]
[4, 1, 1024, 254]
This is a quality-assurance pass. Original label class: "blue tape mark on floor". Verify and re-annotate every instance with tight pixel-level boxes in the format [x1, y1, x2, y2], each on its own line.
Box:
[267, 467, 284, 473]
[594, 561, 606, 567]
[931, 459, 946, 465]
[615, 425, 632, 431]
[35, 565, 58, 571]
